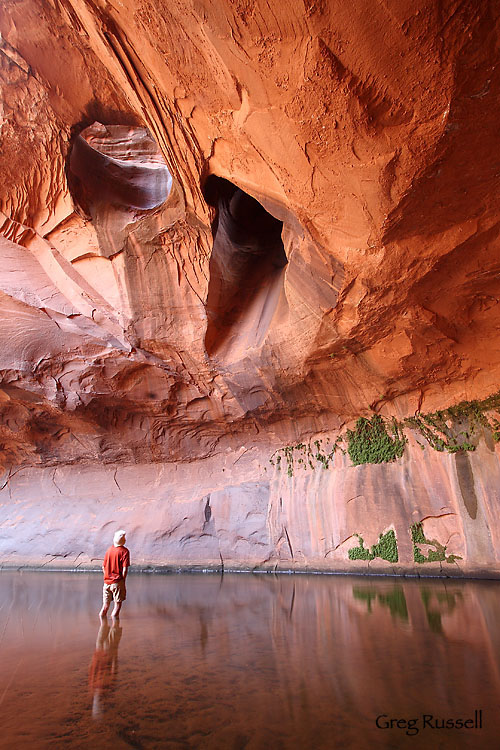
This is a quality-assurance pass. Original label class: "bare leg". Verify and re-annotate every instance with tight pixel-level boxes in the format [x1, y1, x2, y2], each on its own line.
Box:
[100, 586, 110, 617]
[111, 602, 122, 619]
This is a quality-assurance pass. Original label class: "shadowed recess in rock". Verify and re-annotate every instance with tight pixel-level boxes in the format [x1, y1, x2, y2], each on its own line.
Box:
[455, 451, 478, 520]
[203, 176, 288, 358]
[69, 122, 172, 216]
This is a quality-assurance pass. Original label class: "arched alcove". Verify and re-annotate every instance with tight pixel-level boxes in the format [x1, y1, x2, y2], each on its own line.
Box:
[203, 176, 288, 358]
[68, 123, 172, 217]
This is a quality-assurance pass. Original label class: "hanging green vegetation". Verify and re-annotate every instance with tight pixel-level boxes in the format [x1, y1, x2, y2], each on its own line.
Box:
[347, 534, 373, 561]
[269, 390, 500, 470]
[371, 529, 399, 562]
[410, 522, 461, 564]
[269, 435, 345, 477]
[348, 530, 399, 563]
[346, 415, 407, 465]
[405, 392, 500, 453]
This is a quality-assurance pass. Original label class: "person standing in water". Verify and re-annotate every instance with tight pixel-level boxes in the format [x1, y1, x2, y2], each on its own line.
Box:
[99, 530, 130, 619]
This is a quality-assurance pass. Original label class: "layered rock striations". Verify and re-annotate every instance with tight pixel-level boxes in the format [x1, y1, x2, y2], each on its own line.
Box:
[0, 0, 500, 574]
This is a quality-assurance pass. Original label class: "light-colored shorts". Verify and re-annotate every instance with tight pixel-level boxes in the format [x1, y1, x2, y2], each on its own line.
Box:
[103, 580, 127, 606]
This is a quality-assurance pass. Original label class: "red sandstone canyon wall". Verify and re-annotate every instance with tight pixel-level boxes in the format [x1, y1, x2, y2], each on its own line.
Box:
[0, 0, 500, 574]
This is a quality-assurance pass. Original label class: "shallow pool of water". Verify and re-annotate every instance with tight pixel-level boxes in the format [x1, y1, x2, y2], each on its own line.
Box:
[0, 572, 499, 749]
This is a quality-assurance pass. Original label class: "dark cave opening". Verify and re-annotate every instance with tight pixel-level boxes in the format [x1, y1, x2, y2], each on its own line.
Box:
[203, 176, 288, 358]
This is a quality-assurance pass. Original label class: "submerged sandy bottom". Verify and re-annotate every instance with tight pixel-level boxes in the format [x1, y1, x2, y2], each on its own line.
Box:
[0, 571, 499, 749]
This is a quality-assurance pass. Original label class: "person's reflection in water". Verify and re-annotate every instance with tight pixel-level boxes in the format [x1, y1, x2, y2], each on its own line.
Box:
[89, 618, 123, 718]
[199, 613, 208, 656]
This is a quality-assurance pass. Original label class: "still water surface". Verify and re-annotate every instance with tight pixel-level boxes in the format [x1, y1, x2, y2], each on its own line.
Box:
[0, 572, 499, 749]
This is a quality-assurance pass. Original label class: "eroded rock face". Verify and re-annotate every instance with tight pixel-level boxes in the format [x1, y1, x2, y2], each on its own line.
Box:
[0, 1, 500, 573]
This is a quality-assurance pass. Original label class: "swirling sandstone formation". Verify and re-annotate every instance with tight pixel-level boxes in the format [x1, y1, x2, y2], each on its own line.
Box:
[0, 0, 500, 575]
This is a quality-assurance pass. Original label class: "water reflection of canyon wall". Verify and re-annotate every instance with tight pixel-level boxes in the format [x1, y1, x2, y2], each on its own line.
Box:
[0, 573, 499, 748]
[2, 1, 500, 579]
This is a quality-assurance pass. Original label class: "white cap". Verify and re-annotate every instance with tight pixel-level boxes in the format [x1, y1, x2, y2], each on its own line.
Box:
[113, 529, 126, 546]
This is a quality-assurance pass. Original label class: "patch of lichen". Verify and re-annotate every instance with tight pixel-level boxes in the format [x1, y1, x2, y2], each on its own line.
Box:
[346, 415, 407, 466]
[410, 522, 461, 564]
[348, 530, 399, 563]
